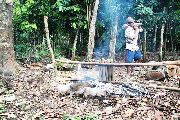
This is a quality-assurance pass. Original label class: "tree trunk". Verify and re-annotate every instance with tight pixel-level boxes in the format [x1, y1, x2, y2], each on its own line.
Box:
[44, 16, 55, 63]
[153, 25, 157, 52]
[71, 29, 79, 60]
[109, 16, 118, 61]
[99, 59, 113, 82]
[159, 24, 165, 62]
[87, 0, 99, 60]
[163, 25, 167, 60]
[0, 1, 17, 73]
[143, 28, 147, 61]
[169, 26, 174, 52]
[87, 4, 91, 24]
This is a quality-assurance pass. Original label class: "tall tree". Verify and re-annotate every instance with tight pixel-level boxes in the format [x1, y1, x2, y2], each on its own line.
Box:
[109, 16, 118, 61]
[143, 28, 147, 61]
[71, 29, 79, 59]
[152, 24, 157, 52]
[87, 0, 99, 60]
[158, 7, 166, 61]
[0, 0, 16, 73]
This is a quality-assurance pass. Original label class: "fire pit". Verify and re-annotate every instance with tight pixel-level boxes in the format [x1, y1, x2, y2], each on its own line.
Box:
[56, 65, 149, 98]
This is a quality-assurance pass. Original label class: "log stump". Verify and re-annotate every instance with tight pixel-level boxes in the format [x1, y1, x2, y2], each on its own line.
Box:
[99, 65, 113, 82]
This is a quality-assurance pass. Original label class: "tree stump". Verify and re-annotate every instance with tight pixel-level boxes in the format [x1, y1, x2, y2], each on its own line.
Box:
[99, 65, 113, 82]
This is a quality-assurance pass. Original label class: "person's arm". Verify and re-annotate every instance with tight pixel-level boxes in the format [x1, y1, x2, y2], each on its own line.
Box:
[122, 24, 128, 30]
[133, 25, 140, 40]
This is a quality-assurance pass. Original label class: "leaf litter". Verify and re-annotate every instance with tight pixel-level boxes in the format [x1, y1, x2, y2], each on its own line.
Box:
[0, 65, 179, 120]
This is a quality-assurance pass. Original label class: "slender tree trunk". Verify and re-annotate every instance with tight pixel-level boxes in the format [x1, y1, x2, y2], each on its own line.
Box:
[0, 1, 17, 73]
[87, 0, 99, 60]
[109, 16, 118, 61]
[143, 28, 147, 61]
[87, 5, 91, 24]
[44, 16, 55, 63]
[71, 29, 79, 60]
[159, 24, 165, 62]
[42, 35, 45, 45]
[87, 5, 89, 22]
[153, 25, 157, 52]
[163, 24, 167, 60]
[79, 32, 82, 47]
[170, 26, 174, 52]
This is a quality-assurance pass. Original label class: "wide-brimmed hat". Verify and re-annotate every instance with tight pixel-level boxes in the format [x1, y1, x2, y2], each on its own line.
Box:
[127, 17, 135, 23]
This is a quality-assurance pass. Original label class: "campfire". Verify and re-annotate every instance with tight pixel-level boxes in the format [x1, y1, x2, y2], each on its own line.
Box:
[54, 59, 180, 97]
[56, 61, 149, 98]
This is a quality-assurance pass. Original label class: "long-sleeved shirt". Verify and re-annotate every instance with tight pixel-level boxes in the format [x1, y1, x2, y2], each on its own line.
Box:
[125, 26, 142, 51]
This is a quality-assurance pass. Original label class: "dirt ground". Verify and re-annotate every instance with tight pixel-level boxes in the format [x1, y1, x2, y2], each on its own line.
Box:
[0, 64, 179, 120]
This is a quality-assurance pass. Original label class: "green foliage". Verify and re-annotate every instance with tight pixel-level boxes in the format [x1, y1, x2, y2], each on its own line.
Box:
[134, 4, 153, 16]
[34, 49, 49, 62]
[55, 61, 75, 71]
[12, 0, 180, 61]
[13, 0, 89, 61]
[15, 44, 62, 63]
[0, 103, 6, 114]
[72, 56, 81, 61]
[13, 0, 37, 32]
[131, 0, 180, 52]
[54, 0, 87, 29]
[20, 21, 37, 32]
[54, 0, 80, 12]
[15, 44, 33, 60]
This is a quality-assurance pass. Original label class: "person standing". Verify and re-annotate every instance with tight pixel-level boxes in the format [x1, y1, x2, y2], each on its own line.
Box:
[124, 17, 143, 75]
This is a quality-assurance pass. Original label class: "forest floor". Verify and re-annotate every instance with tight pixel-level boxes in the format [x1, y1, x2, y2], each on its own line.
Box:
[0, 63, 179, 120]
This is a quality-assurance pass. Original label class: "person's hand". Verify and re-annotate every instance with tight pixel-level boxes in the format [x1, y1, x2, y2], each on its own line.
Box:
[139, 26, 143, 32]
[133, 25, 139, 30]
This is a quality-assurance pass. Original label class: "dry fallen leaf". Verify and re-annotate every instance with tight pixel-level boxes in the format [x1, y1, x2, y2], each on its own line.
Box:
[124, 108, 135, 118]
[0, 63, 179, 120]
[104, 106, 113, 114]
[154, 110, 164, 120]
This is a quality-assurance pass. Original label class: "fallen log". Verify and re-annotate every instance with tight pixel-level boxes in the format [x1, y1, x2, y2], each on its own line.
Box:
[147, 84, 180, 92]
[111, 82, 180, 92]
[56, 59, 180, 66]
